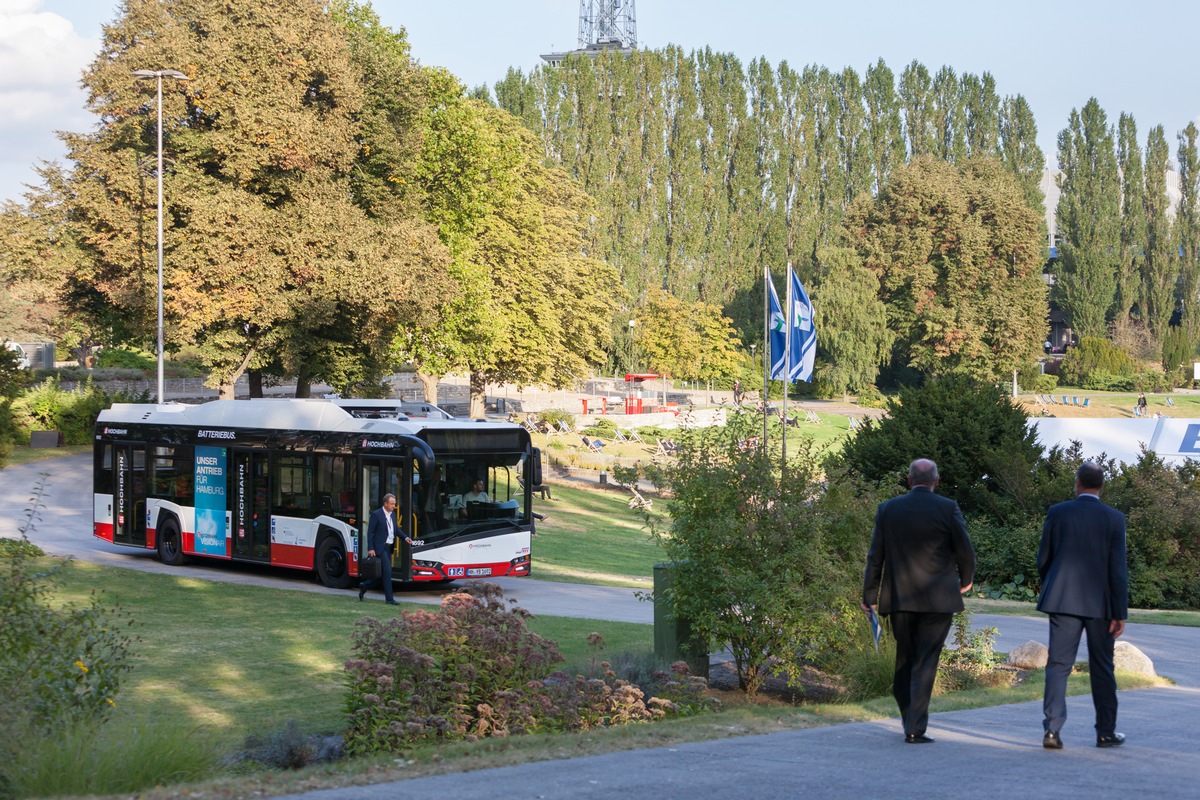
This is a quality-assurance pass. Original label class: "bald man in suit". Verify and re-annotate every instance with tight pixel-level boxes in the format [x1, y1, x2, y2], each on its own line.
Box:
[862, 458, 975, 744]
[1038, 461, 1128, 750]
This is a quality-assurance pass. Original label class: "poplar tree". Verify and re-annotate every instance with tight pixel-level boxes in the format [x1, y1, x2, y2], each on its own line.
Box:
[1115, 113, 1146, 320]
[899, 61, 934, 157]
[1142, 126, 1177, 339]
[1054, 99, 1122, 338]
[962, 72, 1001, 158]
[999, 95, 1046, 215]
[1178, 123, 1200, 342]
[931, 66, 966, 162]
[863, 59, 906, 194]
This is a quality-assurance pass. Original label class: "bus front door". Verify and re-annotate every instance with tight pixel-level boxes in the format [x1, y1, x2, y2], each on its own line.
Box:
[231, 450, 271, 562]
[361, 457, 412, 580]
[113, 443, 147, 546]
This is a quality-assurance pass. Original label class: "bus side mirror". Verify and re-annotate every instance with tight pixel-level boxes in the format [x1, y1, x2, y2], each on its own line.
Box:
[531, 447, 543, 486]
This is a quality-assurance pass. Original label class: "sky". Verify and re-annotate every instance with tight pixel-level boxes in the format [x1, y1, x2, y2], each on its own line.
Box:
[2, 0, 1199, 204]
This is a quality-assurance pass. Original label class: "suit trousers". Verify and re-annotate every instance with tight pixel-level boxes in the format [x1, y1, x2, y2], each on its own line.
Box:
[1043, 613, 1117, 735]
[360, 543, 395, 602]
[889, 611, 953, 736]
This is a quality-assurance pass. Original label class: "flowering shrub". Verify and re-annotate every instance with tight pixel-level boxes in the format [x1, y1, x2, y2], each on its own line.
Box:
[0, 478, 136, 777]
[343, 584, 709, 755]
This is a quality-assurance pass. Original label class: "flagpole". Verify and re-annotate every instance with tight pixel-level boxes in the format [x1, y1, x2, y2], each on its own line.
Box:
[782, 262, 792, 469]
[761, 265, 769, 446]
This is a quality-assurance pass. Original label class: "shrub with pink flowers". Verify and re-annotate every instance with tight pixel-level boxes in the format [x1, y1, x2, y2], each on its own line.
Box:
[343, 583, 710, 755]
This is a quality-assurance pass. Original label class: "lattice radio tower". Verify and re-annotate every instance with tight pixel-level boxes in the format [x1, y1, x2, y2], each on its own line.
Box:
[577, 0, 637, 50]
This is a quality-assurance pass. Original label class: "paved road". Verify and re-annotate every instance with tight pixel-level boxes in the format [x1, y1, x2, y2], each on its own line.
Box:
[5, 453, 1200, 797]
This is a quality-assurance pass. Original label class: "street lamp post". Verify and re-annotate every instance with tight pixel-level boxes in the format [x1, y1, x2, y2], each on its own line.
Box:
[133, 68, 188, 404]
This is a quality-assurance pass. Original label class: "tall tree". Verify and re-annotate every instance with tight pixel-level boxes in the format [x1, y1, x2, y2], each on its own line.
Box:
[898, 61, 934, 157]
[1178, 122, 1200, 343]
[999, 94, 1046, 216]
[930, 66, 966, 162]
[810, 246, 894, 399]
[1142, 125, 1177, 338]
[1054, 99, 1122, 338]
[1115, 113, 1146, 320]
[863, 59, 906, 194]
[43, 0, 453, 397]
[962, 72, 1001, 159]
[844, 157, 1048, 381]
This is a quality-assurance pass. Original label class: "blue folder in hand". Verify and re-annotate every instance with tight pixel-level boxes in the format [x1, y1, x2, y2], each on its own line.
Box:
[867, 608, 883, 651]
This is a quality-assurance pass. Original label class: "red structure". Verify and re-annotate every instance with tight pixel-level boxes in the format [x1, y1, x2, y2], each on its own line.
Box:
[623, 373, 660, 414]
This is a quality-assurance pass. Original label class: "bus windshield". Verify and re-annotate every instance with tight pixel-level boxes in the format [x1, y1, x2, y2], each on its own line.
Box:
[417, 448, 529, 542]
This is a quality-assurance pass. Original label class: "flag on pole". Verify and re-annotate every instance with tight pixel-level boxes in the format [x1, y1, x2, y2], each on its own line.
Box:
[788, 267, 816, 382]
[766, 270, 787, 380]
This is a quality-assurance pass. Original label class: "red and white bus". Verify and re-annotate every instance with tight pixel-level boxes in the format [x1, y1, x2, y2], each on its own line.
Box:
[93, 399, 538, 587]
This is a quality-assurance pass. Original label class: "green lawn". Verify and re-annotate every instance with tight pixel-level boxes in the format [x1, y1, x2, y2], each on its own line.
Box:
[532, 482, 666, 587]
[48, 559, 653, 748]
[32, 557, 1165, 800]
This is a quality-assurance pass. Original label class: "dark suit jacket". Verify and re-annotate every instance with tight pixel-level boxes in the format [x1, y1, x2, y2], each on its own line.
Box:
[862, 486, 975, 615]
[1037, 494, 1128, 620]
[366, 506, 396, 555]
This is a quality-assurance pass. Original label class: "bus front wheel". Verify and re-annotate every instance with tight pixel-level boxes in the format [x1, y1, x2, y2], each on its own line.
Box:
[157, 517, 187, 567]
[315, 535, 352, 589]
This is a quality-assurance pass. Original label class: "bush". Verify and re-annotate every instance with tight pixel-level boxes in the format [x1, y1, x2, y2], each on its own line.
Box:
[1025, 373, 1058, 393]
[648, 415, 878, 697]
[833, 621, 896, 702]
[837, 375, 1049, 523]
[854, 385, 886, 408]
[1102, 454, 1200, 608]
[9, 376, 143, 445]
[936, 610, 1013, 692]
[1, 717, 217, 798]
[969, 519, 1042, 595]
[95, 347, 156, 371]
[1, 479, 137, 791]
[1059, 337, 1134, 388]
[343, 583, 694, 755]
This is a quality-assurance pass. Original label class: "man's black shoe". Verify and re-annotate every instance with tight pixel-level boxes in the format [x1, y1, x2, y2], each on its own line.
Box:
[904, 733, 935, 744]
[1043, 731, 1063, 749]
[1096, 732, 1125, 748]
[358, 585, 366, 602]
[386, 600, 399, 605]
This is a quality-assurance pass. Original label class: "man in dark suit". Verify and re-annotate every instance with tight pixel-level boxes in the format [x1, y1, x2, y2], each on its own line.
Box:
[862, 459, 975, 744]
[1038, 461, 1128, 749]
[358, 493, 409, 605]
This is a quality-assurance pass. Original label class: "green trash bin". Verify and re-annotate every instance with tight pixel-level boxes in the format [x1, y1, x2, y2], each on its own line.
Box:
[653, 562, 708, 679]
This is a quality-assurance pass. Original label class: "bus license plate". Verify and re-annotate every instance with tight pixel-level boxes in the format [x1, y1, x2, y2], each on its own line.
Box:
[467, 567, 492, 577]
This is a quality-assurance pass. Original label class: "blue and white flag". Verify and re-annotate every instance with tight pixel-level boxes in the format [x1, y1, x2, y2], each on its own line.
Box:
[788, 267, 816, 383]
[766, 271, 787, 380]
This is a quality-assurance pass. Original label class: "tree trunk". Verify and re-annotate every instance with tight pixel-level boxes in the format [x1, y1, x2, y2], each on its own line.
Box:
[248, 370, 263, 398]
[294, 363, 312, 398]
[417, 372, 439, 405]
[216, 347, 256, 401]
[469, 371, 488, 419]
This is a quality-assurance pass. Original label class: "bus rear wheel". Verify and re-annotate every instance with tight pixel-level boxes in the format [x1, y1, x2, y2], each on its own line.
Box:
[157, 517, 187, 567]
[315, 535, 352, 589]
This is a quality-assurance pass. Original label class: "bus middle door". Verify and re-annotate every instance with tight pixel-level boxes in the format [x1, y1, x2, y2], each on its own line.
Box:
[231, 450, 271, 562]
[114, 443, 148, 547]
[361, 457, 412, 580]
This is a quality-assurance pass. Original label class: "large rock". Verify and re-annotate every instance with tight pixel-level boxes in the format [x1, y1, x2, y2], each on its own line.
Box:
[1005, 640, 1049, 669]
[1113, 641, 1156, 676]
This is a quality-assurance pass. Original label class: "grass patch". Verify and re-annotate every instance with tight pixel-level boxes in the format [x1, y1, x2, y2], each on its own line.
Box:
[44, 559, 654, 750]
[0, 444, 91, 468]
[965, 597, 1200, 627]
[532, 482, 666, 587]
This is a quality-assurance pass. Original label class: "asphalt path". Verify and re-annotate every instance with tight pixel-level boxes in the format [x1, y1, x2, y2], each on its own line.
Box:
[4, 453, 1200, 796]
